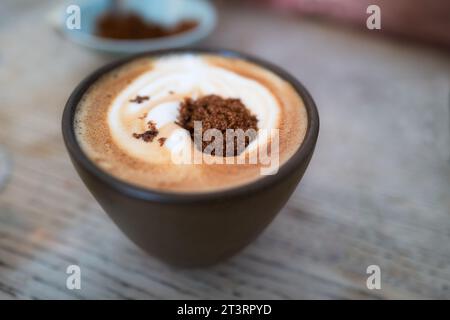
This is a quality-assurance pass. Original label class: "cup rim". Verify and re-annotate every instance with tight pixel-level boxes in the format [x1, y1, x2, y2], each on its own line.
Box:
[62, 47, 319, 204]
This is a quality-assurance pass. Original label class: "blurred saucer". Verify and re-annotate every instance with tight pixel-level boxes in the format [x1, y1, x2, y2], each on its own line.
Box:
[59, 0, 216, 55]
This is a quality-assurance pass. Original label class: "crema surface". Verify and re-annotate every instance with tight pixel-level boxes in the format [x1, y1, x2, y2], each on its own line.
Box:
[74, 54, 307, 192]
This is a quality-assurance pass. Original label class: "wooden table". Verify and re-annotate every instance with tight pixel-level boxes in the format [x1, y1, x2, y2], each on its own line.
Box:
[0, 0, 449, 299]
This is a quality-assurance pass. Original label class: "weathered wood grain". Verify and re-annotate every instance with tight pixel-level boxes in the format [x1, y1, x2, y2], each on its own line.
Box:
[0, 0, 449, 299]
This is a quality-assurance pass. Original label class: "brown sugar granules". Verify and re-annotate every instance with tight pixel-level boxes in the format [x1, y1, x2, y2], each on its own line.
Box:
[133, 121, 158, 142]
[158, 137, 167, 146]
[130, 95, 149, 103]
[176, 95, 258, 156]
[95, 12, 198, 40]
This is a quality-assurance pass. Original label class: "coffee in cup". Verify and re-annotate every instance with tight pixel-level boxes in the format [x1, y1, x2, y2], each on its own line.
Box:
[62, 49, 318, 266]
[74, 53, 307, 192]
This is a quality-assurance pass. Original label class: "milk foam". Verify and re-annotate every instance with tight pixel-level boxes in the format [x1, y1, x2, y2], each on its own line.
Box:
[107, 55, 280, 163]
[75, 53, 307, 192]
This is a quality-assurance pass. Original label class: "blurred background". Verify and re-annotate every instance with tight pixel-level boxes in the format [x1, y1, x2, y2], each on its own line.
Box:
[0, 0, 449, 299]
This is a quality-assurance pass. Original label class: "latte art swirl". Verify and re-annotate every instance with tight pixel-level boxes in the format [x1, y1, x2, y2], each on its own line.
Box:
[75, 54, 307, 192]
[108, 55, 280, 163]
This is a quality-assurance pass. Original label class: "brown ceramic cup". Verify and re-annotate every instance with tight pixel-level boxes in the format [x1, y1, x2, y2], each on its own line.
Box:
[62, 48, 319, 267]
